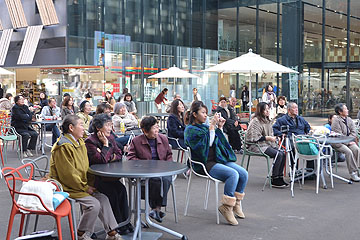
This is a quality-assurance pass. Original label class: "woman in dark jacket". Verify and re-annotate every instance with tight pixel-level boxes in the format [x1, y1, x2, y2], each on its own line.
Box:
[85, 114, 133, 235]
[127, 116, 172, 223]
[39, 92, 48, 110]
[167, 99, 186, 149]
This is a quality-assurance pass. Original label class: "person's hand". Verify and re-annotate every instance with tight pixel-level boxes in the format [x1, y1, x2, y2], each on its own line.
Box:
[29, 106, 34, 112]
[211, 113, 219, 126]
[218, 117, 226, 129]
[349, 141, 355, 145]
[234, 121, 239, 127]
[266, 136, 277, 142]
[97, 131, 109, 147]
[87, 186, 96, 195]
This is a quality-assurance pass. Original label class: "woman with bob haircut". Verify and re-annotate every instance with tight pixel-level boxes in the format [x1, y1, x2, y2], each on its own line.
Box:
[184, 101, 248, 226]
[167, 99, 186, 149]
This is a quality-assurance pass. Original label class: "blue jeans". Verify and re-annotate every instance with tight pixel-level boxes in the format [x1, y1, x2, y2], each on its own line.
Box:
[45, 123, 60, 144]
[209, 162, 248, 197]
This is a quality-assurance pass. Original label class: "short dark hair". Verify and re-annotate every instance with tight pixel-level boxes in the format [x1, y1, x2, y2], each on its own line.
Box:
[79, 100, 89, 112]
[188, 101, 208, 125]
[335, 103, 345, 115]
[162, 88, 168, 94]
[264, 84, 273, 92]
[61, 115, 81, 134]
[219, 97, 227, 102]
[140, 116, 158, 133]
[85, 92, 92, 99]
[5, 93, 12, 100]
[63, 93, 70, 98]
[14, 95, 23, 104]
[123, 93, 133, 102]
[328, 114, 334, 123]
[96, 102, 111, 114]
[277, 96, 286, 104]
[92, 114, 112, 133]
[49, 97, 56, 104]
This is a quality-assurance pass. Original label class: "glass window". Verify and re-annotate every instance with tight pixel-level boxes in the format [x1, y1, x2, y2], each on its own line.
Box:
[303, 4, 322, 63]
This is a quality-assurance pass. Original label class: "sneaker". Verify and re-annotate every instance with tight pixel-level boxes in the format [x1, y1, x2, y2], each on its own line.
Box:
[149, 209, 162, 223]
[350, 172, 360, 182]
[26, 149, 33, 157]
[78, 231, 93, 240]
[271, 177, 287, 188]
[23, 152, 28, 158]
[159, 211, 166, 219]
[105, 232, 123, 240]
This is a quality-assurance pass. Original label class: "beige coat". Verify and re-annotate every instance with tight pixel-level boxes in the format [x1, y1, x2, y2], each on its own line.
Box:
[331, 115, 357, 148]
[246, 117, 277, 153]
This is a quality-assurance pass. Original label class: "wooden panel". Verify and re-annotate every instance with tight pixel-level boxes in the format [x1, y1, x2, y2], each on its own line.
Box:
[0, 29, 14, 65]
[36, 0, 59, 26]
[17, 25, 43, 65]
[5, 0, 28, 28]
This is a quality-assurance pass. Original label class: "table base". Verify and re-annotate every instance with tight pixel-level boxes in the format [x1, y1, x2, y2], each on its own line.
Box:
[123, 232, 162, 240]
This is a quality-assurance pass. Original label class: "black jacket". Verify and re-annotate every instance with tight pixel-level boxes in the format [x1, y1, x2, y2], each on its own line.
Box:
[11, 104, 34, 131]
[167, 114, 186, 149]
[215, 106, 241, 134]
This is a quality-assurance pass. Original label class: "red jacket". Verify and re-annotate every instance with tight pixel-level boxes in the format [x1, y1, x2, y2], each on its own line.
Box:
[154, 92, 167, 104]
[127, 133, 172, 161]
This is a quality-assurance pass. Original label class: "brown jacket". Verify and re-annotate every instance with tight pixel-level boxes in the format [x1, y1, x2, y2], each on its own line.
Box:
[246, 117, 277, 153]
[127, 133, 172, 161]
[331, 115, 357, 147]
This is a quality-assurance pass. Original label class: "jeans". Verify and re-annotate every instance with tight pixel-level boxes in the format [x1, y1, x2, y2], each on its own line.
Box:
[45, 123, 61, 144]
[209, 162, 248, 197]
[115, 135, 130, 147]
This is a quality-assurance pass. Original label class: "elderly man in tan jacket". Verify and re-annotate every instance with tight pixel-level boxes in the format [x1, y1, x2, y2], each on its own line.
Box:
[331, 103, 360, 182]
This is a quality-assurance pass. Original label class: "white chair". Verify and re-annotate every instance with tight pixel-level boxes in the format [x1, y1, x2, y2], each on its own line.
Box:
[184, 147, 222, 224]
[292, 134, 333, 195]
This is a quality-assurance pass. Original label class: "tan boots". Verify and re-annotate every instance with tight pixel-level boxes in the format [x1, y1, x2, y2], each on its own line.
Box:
[234, 192, 245, 219]
[218, 195, 238, 225]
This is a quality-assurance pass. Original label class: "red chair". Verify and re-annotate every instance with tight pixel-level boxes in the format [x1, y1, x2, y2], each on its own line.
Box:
[2, 163, 75, 240]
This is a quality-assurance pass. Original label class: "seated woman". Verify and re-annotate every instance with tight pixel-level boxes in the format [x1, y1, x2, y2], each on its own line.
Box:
[184, 101, 248, 226]
[61, 96, 78, 118]
[112, 102, 138, 132]
[127, 116, 172, 223]
[49, 115, 122, 240]
[121, 93, 137, 115]
[167, 99, 186, 149]
[85, 114, 133, 235]
[246, 102, 287, 188]
[77, 100, 93, 139]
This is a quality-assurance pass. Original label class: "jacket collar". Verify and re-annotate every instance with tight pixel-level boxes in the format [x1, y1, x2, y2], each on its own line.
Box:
[140, 134, 164, 146]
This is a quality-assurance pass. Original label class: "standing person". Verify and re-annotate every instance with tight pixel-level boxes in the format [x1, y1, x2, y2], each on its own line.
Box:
[85, 114, 133, 235]
[276, 96, 287, 118]
[0, 93, 13, 111]
[49, 115, 123, 240]
[331, 103, 360, 181]
[185, 101, 248, 225]
[121, 93, 137, 115]
[40, 97, 61, 144]
[262, 85, 276, 119]
[192, 88, 201, 102]
[240, 86, 249, 112]
[167, 99, 186, 149]
[154, 88, 168, 113]
[61, 96, 77, 118]
[246, 102, 287, 187]
[118, 88, 129, 102]
[229, 84, 236, 98]
[77, 100, 93, 139]
[11, 95, 38, 158]
[105, 91, 116, 110]
[0, 84, 4, 99]
[127, 116, 173, 223]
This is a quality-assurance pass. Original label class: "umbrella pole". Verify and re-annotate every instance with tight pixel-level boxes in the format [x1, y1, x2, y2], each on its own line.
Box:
[249, 71, 252, 120]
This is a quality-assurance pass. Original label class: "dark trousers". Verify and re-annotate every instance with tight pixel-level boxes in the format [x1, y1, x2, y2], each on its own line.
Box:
[142, 176, 171, 209]
[17, 128, 38, 152]
[45, 123, 60, 144]
[242, 102, 248, 111]
[228, 130, 242, 151]
[96, 179, 129, 224]
[265, 147, 286, 177]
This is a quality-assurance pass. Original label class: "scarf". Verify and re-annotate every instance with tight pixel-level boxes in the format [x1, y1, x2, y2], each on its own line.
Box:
[184, 124, 237, 173]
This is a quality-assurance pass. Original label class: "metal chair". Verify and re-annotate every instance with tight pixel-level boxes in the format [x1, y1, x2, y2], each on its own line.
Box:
[239, 130, 272, 188]
[184, 147, 222, 224]
[292, 134, 333, 195]
[0, 125, 23, 164]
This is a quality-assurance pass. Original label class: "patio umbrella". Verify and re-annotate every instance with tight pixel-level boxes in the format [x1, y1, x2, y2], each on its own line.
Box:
[204, 49, 298, 117]
[148, 66, 200, 95]
[0, 67, 15, 75]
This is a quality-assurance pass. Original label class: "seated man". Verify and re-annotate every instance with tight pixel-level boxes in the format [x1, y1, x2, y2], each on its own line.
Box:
[11, 95, 38, 158]
[226, 97, 243, 153]
[49, 115, 122, 240]
[40, 97, 61, 144]
[331, 103, 360, 182]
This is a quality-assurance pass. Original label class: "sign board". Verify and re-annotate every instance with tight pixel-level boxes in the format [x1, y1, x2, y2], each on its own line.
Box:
[289, 66, 298, 100]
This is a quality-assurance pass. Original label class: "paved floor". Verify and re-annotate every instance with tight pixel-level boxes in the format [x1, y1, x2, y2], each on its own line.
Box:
[1, 120, 358, 240]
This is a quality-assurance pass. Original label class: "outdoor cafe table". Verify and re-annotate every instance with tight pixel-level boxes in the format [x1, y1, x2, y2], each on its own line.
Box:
[316, 135, 355, 184]
[89, 160, 189, 240]
[146, 113, 169, 129]
[32, 119, 62, 155]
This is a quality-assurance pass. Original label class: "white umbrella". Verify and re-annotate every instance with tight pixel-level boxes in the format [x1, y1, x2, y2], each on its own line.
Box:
[0, 67, 15, 75]
[148, 66, 200, 94]
[204, 49, 298, 117]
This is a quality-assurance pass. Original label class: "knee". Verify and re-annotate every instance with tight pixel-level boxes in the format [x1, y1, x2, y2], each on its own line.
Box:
[228, 169, 240, 182]
[85, 197, 101, 214]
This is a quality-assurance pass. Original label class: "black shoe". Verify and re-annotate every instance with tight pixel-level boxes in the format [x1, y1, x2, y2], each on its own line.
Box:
[159, 211, 166, 219]
[271, 177, 287, 188]
[149, 209, 162, 223]
[116, 226, 130, 235]
[127, 223, 134, 233]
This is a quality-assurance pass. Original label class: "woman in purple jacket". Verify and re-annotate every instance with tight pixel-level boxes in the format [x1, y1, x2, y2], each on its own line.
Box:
[85, 114, 133, 235]
[127, 116, 173, 223]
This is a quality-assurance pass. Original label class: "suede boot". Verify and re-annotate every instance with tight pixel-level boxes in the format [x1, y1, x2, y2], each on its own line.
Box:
[233, 192, 245, 219]
[218, 195, 238, 225]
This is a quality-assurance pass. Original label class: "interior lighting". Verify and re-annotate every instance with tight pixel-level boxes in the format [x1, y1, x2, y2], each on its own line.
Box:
[325, 39, 331, 42]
